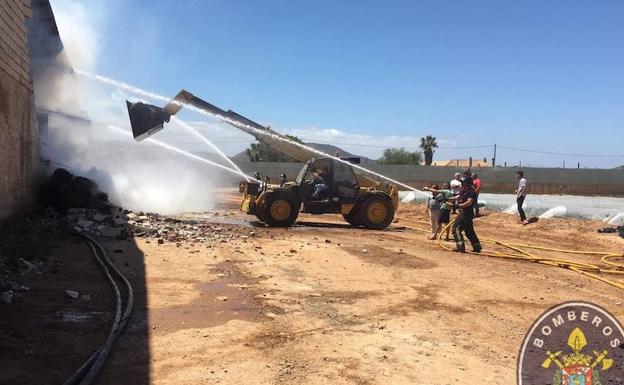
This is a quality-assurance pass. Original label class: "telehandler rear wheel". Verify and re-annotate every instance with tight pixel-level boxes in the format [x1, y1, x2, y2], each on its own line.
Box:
[262, 190, 299, 227]
[359, 195, 394, 230]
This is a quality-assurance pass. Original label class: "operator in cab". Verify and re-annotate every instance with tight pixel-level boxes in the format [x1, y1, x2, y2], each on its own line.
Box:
[310, 168, 329, 200]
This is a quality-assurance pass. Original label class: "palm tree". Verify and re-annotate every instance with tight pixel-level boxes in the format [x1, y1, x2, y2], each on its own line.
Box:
[419, 135, 438, 166]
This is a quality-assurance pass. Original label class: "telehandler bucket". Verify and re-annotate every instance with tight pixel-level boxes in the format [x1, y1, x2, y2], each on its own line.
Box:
[126, 90, 192, 141]
[126, 101, 170, 141]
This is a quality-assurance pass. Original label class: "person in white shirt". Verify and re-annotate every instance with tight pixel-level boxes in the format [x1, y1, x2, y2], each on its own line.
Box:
[449, 173, 461, 214]
[515, 170, 528, 224]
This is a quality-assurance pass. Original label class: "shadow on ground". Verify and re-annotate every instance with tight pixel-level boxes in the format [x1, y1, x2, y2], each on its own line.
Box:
[0, 221, 150, 385]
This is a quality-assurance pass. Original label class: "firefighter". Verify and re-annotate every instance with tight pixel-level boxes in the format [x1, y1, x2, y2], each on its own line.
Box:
[452, 176, 482, 253]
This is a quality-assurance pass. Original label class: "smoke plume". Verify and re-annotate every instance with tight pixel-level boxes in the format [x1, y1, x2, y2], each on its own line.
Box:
[36, 1, 238, 214]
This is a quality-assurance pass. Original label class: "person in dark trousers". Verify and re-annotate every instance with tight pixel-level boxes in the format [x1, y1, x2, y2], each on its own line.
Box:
[452, 176, 482, 253]
[515, 170, 529, 225]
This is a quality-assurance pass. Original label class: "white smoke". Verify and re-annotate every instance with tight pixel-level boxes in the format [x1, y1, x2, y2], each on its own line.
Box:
[37, 1, 238, 213]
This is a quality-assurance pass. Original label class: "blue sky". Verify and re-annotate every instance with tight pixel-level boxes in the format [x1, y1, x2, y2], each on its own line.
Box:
[52, 0, 624, 168]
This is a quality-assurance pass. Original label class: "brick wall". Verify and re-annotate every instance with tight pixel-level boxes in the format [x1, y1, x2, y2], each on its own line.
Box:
[0, 0, 38, 219]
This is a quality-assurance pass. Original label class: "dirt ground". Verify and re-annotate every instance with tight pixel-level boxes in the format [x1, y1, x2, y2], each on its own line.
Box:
[3, 193, 624, 385]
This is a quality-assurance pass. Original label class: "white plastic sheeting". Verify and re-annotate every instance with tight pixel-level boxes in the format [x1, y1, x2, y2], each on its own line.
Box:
[400, 191, 624, 225]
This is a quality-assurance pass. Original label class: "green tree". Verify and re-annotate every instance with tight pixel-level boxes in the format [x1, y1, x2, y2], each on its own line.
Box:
[419, 135, 438, 166]
[377, 148, 422, 165]
[246, 135, 303, 162]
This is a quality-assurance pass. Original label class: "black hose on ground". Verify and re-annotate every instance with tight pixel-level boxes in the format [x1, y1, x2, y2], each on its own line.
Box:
[62, 230, 134, 385]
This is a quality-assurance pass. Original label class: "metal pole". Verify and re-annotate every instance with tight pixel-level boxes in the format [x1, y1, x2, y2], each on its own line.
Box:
[492, 143, 497, 167]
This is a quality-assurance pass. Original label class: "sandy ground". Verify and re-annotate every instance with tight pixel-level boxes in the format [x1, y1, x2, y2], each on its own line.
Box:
[97, 196, 623, 385]
[3, 193, 624, 385]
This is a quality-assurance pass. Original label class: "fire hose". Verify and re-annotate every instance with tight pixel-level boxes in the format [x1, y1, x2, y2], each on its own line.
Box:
[63, 231, 134, 385]
[396, 216, 624, 291]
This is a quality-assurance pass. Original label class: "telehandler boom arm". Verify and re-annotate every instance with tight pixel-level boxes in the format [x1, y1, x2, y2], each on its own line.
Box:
[127, 90, 316, 162]
[126, 90, 384, 188]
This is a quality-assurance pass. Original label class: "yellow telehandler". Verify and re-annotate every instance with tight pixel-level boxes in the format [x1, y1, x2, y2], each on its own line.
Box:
[126, 90, 398, 229]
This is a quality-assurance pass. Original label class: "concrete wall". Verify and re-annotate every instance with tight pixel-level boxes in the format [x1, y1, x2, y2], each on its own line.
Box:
[0, 0, 38, 219]
[235, 161, 624, 196]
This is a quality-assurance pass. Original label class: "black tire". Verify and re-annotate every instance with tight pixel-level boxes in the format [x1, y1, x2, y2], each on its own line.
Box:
[261, 190, 299, 227]
[358, 195, 394, 230]
[255, 206, 267, 223]
[342, 212, 362, 227]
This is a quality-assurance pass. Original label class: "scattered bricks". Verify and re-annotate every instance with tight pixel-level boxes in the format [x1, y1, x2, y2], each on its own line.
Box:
[77, 220, 94, 229]
[1, 290, 14, 305]
[99, 227, 123, 238]
[17, 258, 39, 273]
[93, 213, 109, 223]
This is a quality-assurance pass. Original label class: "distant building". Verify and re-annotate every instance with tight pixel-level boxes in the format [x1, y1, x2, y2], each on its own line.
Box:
[432, 159, 492, 167]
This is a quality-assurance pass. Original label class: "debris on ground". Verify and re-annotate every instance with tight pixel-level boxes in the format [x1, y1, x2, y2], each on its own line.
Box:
[17, 258, 41, 273]
[122, 212, 258, 246]
[65, 290, 80, 299]
[1, 290, 14, 305]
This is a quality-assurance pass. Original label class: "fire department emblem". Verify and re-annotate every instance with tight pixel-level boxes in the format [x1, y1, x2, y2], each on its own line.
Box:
[518, 302, 624, 385]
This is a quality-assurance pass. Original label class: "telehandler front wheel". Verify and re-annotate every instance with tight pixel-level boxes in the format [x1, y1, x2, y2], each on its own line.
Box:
[261, 191, 299, 227]
[342, 212, 362, 227]
[359, 195, 394, 230]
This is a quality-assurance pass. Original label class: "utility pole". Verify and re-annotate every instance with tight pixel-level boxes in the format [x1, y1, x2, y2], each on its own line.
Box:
[492, 143, 497, 167]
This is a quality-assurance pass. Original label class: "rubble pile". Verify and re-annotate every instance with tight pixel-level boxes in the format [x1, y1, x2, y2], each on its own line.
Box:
[124, 212, 256, 246]
[64, 207, 129, 239]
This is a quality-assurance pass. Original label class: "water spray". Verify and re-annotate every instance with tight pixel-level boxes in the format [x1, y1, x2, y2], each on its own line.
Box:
[171, 116, 250, 181]
[105, 124, 254, 180]
[41, 108, 253, 181]
[76, 69, 429, 197]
